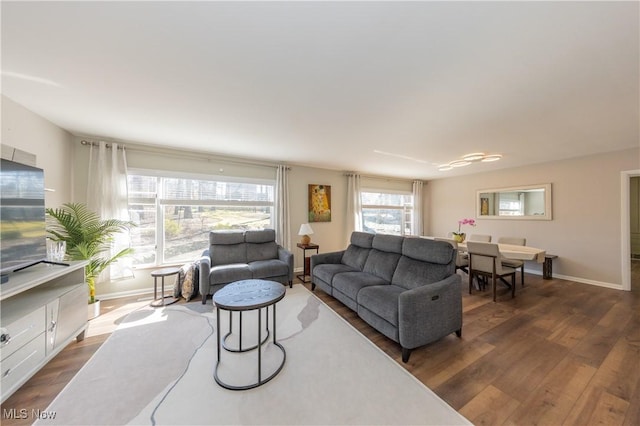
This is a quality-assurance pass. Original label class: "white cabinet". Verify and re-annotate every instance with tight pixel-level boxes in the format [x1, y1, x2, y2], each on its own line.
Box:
[0, 261, 88, 403]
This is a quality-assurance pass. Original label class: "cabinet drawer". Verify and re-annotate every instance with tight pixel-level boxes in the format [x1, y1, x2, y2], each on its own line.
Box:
[1, 334, 46, 398]
[0, 306, 45, 361]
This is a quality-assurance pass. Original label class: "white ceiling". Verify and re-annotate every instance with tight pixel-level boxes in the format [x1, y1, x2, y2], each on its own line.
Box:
[2, 1, 638, 179]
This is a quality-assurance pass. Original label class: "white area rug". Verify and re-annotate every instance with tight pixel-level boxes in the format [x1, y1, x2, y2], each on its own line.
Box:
[41, 285, 470, 425]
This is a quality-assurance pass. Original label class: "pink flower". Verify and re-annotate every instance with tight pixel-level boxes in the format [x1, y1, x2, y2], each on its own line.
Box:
[456, 218, 476, 233]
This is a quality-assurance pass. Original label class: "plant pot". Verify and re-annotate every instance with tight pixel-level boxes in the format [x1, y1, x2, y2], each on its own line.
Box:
[88, 299, 101, 320]
[452, 233, 465, 243]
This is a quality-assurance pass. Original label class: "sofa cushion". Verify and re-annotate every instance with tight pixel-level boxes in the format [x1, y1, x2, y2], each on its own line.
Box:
[313, 263, 359, 285]
[357, 285, 405, 327]
[209, 231, 247, 266]
[392, 256, 452, 290]
[363, 249, 401, 282]
[372, 234, 404, 254]
[210, 231, 245, 245]
[350, 231, 375, 248]
[248, 259, 289, 279]
[209, 263, 252, 284]
[245, 229, 276, 243]
[341, 245, 370, 270]
[333, 271, 389, 301]
[211, 244, 247, 266]
[340, 232, 374, 270]
[402, 237, 455, 265]
[247, 241, 278, 262]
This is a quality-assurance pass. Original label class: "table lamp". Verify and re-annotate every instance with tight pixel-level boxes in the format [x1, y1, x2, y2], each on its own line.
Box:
[298, 223, 314, 245]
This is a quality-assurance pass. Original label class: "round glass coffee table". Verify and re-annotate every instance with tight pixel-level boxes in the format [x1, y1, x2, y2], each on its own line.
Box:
[213, 279, 286, 390]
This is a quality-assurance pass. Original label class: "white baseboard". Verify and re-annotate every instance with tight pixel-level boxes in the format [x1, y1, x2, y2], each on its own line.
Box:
[523, 268, 623, 290]
[96, 288, 155, 301]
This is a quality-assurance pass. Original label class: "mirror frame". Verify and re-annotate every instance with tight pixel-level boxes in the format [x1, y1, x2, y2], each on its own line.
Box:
[476, 183, 552, 220]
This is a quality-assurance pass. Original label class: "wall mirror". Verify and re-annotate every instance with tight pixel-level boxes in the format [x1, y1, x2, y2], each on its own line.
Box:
[476, 183, 552, 220]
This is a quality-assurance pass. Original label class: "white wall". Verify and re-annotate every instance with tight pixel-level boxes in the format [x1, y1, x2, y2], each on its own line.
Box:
[1, 95, 74, 207]
[426, 148, 640, 287]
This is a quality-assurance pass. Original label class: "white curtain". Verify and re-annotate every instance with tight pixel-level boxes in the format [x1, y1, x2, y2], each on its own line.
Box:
[86, 141, 133, 281]
[412, 180, 424, 236]
[346, 173, 363, 244]
[274, 165, 291, 251]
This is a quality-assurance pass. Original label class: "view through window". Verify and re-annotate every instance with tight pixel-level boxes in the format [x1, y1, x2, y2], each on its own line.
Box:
[128, 173, 274, 267]
[361, 190, 414, 235]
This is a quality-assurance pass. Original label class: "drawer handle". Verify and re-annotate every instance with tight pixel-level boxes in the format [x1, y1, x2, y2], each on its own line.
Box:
[49, 320, 57, 333]
[2, 349, 39, 378]
[0, 331, 10, 346]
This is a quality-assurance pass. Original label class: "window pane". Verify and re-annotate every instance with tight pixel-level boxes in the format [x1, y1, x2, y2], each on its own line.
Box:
[361, 192, 409, 206]
[162, 179, 273, 202]
[362, 208, 403, 235]
[128, 175, 157, 199]
[129, 203, 157, 265]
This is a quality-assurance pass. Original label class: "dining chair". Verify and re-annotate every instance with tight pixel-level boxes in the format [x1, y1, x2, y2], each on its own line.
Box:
[468, 234, 492, 242]
[435, 237, 469, 274]
[498, 237, 526, 287]
[467, 241, 517, 302]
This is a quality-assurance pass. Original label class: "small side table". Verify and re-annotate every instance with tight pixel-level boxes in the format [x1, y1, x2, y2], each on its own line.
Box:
[150, 267, 181, 307]
[296, 243, 319, 283]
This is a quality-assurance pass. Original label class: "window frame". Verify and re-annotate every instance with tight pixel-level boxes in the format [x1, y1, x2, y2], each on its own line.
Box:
[128, 168, 275, 268]
[360, 187, 414, 236]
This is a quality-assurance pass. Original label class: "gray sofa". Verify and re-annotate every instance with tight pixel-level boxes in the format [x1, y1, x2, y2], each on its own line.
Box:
[199, 229, 294, 304]
[311, 232, 462, 362]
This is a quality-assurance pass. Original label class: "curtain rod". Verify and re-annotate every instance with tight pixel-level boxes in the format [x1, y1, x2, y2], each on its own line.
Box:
[80, 139, 288, 170]
[81, 140, 124, 150]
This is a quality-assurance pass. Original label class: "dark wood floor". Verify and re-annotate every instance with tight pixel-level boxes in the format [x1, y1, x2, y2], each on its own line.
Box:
[2, 265, 639, 425]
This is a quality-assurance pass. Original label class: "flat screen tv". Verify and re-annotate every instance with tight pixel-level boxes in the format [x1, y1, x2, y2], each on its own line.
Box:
[0, 158, 47, 276]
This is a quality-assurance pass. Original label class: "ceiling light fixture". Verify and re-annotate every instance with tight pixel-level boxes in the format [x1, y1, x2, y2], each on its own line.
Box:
[449, 160, 472, 167]
[462, 152, 486, 162]
[481, 154, 502, 162]
[437, 152, 502, 171]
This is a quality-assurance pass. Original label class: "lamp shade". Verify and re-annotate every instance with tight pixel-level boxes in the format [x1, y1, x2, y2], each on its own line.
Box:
[298, 223, 314, 236]
[298, 223, 314, 244]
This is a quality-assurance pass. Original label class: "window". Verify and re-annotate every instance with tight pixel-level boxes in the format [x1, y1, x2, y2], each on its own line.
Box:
[361, 190, 414, 236]
[128, 172, 274, 267]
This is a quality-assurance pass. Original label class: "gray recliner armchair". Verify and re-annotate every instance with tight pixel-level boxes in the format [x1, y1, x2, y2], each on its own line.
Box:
[199, 229, 294, 304]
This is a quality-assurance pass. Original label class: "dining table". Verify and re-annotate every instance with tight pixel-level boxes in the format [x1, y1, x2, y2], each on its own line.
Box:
[457, 241, 546, 263]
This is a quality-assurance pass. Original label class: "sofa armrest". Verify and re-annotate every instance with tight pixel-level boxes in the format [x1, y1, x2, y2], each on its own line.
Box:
[397, 274, 462, 349]
[278, 246, 294, 282]
[199, 255, 211, 298]
[310, 251, 344, 283]
[310, 251, 343, 267]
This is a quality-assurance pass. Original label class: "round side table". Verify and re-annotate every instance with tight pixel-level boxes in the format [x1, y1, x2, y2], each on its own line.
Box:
[213, 279, 286, 390]
[150, 267, 181, 307]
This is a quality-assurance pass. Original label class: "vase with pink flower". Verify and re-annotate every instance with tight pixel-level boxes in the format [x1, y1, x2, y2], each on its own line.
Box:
[452, 218, 476, 243]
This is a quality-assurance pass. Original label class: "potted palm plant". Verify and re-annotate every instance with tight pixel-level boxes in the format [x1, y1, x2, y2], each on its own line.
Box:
[45, 203, 135, 318]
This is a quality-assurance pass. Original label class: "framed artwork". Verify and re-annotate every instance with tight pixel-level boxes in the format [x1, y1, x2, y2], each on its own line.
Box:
[309, 184, 331, 222]
[480, 197, 489, 216]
